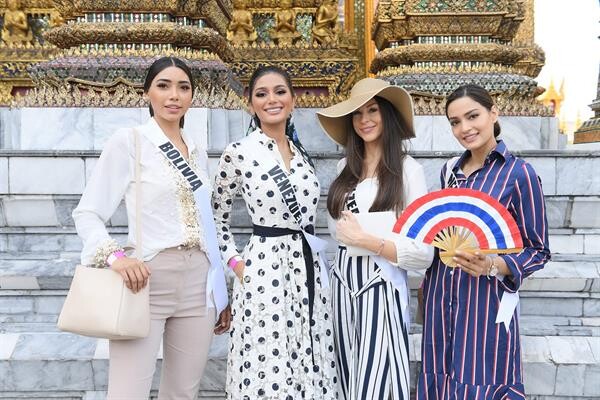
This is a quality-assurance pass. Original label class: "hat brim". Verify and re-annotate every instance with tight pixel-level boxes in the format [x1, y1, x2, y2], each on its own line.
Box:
[316, 85, 415, 146]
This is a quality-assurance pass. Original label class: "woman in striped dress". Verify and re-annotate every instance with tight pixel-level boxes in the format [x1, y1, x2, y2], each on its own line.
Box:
[417, 84, 551, 399]
[317, 77, 434, 399]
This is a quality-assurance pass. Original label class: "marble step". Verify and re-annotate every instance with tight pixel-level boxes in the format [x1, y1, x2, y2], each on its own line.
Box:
[2, 287, 600, 335]
[1, 251, 598, 292]
[3, 226, 600, 256]
[0, 331, 597, 398]
[3, 308, 599, 338]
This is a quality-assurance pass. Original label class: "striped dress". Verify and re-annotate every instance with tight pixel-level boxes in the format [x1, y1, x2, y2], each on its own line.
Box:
[417, 140, 551, 399]
[329, 156, 433, 400]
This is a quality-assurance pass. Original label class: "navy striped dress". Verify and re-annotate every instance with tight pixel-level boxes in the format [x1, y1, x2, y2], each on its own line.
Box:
[416, 141, 551, 399]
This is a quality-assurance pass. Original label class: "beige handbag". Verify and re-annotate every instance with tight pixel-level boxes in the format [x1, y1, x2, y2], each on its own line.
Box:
[57, 129, 150, 339]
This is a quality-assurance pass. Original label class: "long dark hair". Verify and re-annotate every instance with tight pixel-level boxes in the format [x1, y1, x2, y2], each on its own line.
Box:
[445, 84, 501, 137]
[143, 57, 195, 129]
[247, 65, 314, 168]
[327, 96, 413, 219]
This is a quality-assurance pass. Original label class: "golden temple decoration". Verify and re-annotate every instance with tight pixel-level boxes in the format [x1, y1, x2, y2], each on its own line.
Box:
[12, 0, 243, 108]
[513, 0, 534, 44]
[227, 0, 257, 46]
[0, 82, 13, 103]
[537, 79, 564, 116]
[270, 0, 301, 46]
[49, 10, 65, 27]
[14, 82, 243, 109]
[311, 0, 338, 45]
[370, 0, 548, 116]
[44, 23, 234, 61]
[0, 0, 60, 105]
[230, 39, 357, 108]
[574, 62, 600, 144]
[1, 0, 33, 45]
[363, 0, 375, 76]
[226, 0, 359, 107]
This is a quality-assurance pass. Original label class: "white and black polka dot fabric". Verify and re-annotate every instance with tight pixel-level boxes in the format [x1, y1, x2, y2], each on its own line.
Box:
[212, 129, 338, 400]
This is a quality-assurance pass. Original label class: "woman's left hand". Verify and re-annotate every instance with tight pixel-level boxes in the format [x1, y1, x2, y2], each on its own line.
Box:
[214, 305, 231, 335]
[453, 250, 488, 277]
[336, 210, 365, 247]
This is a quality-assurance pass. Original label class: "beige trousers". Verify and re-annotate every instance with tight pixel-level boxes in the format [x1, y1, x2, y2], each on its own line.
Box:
[107, 247, 216, 400]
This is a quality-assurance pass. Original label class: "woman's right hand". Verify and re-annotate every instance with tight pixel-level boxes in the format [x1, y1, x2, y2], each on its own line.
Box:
[111, 257, 151, 293]
[232, 260, 245, 284]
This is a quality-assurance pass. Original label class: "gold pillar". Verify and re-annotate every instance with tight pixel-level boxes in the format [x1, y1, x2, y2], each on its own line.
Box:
[364, 0, 376, 76]
[344, 0, 354, 31]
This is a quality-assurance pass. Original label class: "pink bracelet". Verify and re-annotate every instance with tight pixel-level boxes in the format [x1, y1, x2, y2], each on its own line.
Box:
[106, 250, 126, 267]
[228, 256, 242, 269]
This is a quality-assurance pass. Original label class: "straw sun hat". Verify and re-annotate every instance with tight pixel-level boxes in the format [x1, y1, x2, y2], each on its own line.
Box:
[316, 78, 415, 146]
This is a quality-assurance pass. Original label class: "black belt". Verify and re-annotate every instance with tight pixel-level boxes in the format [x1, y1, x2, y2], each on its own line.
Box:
[252, 224, 316, 322]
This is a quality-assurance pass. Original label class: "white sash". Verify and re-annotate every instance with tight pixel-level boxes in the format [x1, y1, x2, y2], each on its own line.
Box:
[495, 276, 520, 332]
[345, 191, 410, 329]
[445, 156, 519, 332]
[245, 132, 330, 288]
[142, 127, 228, 314]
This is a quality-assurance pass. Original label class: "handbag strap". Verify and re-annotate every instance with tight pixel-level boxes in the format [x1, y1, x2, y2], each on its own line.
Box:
[133, 128, 142, 261]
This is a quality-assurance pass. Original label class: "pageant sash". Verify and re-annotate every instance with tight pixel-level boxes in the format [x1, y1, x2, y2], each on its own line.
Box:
[247, 133, 330, 288]
[142, 127, 228, 314]
[345, 190, 410, 328]
[495, 275, 520, 332]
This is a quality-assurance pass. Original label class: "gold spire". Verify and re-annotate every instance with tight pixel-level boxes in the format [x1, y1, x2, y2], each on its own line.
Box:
[538, 78, 564, 116]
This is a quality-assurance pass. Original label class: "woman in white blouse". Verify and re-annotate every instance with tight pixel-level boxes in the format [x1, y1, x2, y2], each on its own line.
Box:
[72, 57, 230, 399]
[317, 78, 434, 399]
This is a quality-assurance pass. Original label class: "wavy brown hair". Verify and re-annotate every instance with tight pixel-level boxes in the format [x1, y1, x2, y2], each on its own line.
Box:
[327, 96, 414, 219]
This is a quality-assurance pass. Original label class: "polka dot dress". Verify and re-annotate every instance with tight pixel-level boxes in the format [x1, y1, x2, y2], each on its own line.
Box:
[212, 129, 338, 400]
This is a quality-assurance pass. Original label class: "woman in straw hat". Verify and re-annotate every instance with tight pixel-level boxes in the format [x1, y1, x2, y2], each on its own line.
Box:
[317, 78, 434, 399]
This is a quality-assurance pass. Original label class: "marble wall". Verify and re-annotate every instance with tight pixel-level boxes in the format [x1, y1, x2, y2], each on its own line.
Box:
[0, 107, 566, 152]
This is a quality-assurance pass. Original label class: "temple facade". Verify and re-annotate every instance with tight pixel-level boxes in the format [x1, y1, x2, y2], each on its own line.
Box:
[0, 1, 599, 398]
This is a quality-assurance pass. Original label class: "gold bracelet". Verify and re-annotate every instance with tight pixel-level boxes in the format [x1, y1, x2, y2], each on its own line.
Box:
[375, 238, 386, 256]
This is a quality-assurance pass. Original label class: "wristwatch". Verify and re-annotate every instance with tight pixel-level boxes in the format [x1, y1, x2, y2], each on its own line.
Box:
[488, 257, 499, 277]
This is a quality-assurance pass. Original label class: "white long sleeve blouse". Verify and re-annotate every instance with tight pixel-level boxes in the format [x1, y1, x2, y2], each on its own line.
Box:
[73, 118, 209, 266]
[327, 155, 434, 270]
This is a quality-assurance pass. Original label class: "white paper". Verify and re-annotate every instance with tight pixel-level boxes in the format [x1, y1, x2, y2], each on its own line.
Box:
[344, 211, 397, 256]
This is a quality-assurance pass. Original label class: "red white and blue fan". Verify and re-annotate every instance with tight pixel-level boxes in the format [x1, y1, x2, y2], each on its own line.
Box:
[393, 188, 523, 267]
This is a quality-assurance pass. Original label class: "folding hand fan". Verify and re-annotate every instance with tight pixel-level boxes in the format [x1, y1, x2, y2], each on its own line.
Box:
[393, 188, 523, 267]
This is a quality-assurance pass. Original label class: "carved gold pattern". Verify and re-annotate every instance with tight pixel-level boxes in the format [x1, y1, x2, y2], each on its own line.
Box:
[12, 80, 244, 108]
[371, 43, 528, 72]
[0, 82, 13, 103]
[513, 0, 533, 44]
[311, 0, 338, 45]
[270, 0, 301, 46]
[1, 0, 33, 45]
[378, 63, 519, 76]
[49, 0, 232, 35]
[407, 91, 552, 117]
[44, 23, 234, 61]
[373, 10, 525, 50]
[0, 0, 58, 106]
[230, 34, 358, 107]
[369, 1, 545, 116]
[227, 0, 257, 45]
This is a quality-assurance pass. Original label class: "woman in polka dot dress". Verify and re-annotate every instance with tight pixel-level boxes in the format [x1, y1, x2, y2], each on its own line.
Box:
[212, 65, 338, 400]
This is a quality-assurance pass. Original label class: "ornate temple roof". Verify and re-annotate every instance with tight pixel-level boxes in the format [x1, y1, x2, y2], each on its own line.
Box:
[369, 0, 550, 116]
[10, 0, 244, 108]
[574, 67, 600, 144]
